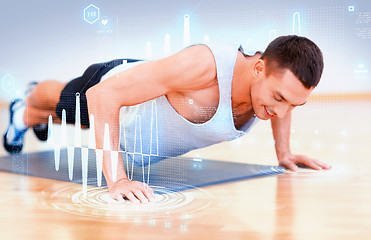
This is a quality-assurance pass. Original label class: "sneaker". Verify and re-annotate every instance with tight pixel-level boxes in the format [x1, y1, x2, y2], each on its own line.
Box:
[24, 81, 49, 142]
[25, 81, 38, 96]
[3, 99, 28, 154]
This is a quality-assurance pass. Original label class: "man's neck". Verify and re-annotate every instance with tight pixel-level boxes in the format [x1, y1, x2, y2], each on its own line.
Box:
[232, 51, 260, 112]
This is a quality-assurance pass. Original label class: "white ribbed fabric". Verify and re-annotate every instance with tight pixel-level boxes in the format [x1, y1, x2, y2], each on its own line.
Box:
[103, 43, 260, 166]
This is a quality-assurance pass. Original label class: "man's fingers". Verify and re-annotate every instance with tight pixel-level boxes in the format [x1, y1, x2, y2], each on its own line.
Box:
[110, 192, 126, 203]
[116, 195, 126, 203]
[300, 158, 322, 170]
[280, 160, 298, 171]
[109, 180, 157, 204]
[279, 154, 332, 172]
[314, 159, 332, 170]
[145, 185, 155, 198]
[143, 187, 156, 201]
[133, 190, 149, 203]
[139, 182, 155, 200]
[123, 191, 140, 203]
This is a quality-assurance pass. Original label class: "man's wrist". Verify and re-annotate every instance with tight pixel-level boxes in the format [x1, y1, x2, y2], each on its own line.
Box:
[107, 177, 129, 189]
[275, 147, 291, 160]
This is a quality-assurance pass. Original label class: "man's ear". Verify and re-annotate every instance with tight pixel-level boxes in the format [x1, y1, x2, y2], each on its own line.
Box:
[253, 59, 265, 78]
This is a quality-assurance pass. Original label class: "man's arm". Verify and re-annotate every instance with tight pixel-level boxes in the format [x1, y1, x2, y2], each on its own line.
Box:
[271, 112, 331, 171]
[86, 45, 216, 202]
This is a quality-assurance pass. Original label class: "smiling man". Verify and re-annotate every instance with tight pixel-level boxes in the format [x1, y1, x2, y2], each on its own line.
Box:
[3, 35, 331, 203]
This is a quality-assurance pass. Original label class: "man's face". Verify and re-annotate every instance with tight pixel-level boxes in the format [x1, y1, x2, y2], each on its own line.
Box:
[250, 66, 314, 120]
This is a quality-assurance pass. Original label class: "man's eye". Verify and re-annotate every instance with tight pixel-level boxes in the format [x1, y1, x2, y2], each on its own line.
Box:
[274, 96, 282, 102]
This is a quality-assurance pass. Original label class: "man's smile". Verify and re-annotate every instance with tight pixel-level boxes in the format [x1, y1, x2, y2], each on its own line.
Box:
[264, 106, 276, 118]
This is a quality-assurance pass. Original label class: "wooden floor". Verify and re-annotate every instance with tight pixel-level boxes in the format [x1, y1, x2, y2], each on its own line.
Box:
[0, 99, 370, 240]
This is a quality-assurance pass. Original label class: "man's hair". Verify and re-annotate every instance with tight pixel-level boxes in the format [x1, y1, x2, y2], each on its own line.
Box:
[261, 35, 324, 89]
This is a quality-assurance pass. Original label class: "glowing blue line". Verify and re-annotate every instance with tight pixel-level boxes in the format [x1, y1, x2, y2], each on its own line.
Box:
[183, 14, 190, 47]
[88, 114, 96, 149]
[122, 122, 130, 180]
[121, 100, 158, 187]
[103, 123, 110, 150]
[246, 39, 254, 55]
[61, 109, 67, 146]
[88, 114, 103, 186]
[128, 116, 137, 180]
[154, 100, 159, 156]
[269, 30, 277, 41]
[146, 41, 152, 59]
[67, 146, 74, 180]
[137, 114, 147, 184]
[292, 12, 301, 35]
[81, 147, 88, 198]
[204, 35, 210, 44]
[164, 34, 171, 56]
[74, 93, 81, 147]
[48, 96, 159, 190]
[47, 115, 61, 171]
[111, 150, 118, 182]
[54, 145, 60, 171]
[47, 115, 54, 145]
[96, 149, 103, 187]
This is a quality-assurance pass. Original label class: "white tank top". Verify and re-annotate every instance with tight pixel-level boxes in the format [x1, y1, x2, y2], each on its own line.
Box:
[102, 43, 260, 166]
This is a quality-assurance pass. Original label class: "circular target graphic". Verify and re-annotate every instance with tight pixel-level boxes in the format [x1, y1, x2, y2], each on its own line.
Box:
[42, 181, 226, 222]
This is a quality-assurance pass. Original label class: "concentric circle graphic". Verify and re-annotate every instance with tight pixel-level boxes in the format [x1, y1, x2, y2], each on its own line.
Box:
[283, 163, 361, 181]
[42, 181, 227, 222]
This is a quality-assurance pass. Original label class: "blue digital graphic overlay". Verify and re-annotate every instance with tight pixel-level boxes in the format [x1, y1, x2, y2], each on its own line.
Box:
[84, 4, 100, 24]
[1, 74, 15, 93]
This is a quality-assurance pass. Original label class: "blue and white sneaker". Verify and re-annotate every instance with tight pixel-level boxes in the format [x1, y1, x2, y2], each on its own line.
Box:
[3, 99, 27, 154]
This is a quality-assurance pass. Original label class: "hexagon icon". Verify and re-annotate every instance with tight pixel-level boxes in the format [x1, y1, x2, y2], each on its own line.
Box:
[84, 4, 100, 24]
[2, 74, 15, 93]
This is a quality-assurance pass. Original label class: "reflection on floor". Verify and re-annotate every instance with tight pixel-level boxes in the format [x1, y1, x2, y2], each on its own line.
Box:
[0, 99, 370, 239]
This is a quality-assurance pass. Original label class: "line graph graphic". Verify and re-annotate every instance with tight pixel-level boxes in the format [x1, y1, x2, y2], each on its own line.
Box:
[45, 11, 306, 198]
[164, 33, 171, 56]
[146, 41, 152, 59]
[129, 11, 305, 60]
[292, 12, 301, 35]
[183, 14, 191, 47]
[47, 94, 159, 198]
[204, 35, 210, 44]
[269, 30, 277, 41]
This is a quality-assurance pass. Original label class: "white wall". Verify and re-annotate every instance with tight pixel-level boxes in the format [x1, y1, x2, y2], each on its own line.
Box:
[1, 0, 370, 101]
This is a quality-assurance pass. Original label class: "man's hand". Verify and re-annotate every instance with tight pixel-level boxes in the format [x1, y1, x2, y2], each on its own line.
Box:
[270, 112, 331, 172]
[108, 178, 156, 203]
[278, 152, 332, 171]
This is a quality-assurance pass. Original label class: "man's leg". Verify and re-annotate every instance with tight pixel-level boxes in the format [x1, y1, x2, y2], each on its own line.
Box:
[3, 80, 66, 153]
[24, 80, 66, 126]
[3, 58, 129, 154]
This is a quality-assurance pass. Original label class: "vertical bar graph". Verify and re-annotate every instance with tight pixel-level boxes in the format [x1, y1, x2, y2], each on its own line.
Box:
[164, 34, 171, 56]
[292, 12, 301, 35]
[74, 93, 81, 147]
[204, 35, 210, 44]
[183, 14, 190, 47]
[146, 41, 152, 59]
[81, 147, 89, 198]
[47, 94, 159, 198]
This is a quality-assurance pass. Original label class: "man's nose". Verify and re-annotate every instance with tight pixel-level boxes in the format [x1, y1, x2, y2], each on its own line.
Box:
[275, 103, 291, 118]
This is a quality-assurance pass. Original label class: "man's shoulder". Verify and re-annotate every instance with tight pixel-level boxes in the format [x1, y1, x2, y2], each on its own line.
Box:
[188, 43, 238, 55]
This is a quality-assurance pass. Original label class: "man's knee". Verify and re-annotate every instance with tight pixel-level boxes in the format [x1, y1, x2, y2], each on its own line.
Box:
[26, 80, 64, 108]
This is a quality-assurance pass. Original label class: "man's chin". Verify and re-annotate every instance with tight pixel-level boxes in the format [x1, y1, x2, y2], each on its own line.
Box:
[254, 111, 266, 120]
